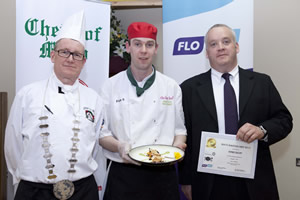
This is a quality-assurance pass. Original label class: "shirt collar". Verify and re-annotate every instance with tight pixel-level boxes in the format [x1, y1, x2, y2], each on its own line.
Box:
[50, 71, 79, 93]
[137, 66, 154, 87]
[211, 65, 239, 83]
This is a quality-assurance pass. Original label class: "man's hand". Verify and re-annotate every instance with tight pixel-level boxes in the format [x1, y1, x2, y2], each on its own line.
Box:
[117, 142, 141, 165]
[173, 141, 187, 150]
[173, 135, 187, 150]
[236, 123, 264, 143]
[181, 185, 192, 200]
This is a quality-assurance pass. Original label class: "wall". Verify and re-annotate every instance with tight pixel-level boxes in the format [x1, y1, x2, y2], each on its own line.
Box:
[0, 0, 15, 199]
[254, 1, 300, 199]
[0, 0, 15, 110]
[0, 0, 299, 199]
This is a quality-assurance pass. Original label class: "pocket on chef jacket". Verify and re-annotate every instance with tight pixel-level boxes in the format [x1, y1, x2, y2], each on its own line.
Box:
[156, 96, 175, 124]
[81, 110, 98, 140]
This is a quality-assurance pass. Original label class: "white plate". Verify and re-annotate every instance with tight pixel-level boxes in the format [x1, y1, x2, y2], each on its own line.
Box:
[128, 144, 185, 166]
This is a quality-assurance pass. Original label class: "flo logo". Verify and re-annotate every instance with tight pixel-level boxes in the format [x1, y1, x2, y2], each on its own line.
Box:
[173, 36, 204, 55]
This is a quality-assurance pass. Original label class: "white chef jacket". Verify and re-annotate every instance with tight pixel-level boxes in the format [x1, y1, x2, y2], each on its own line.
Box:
[5, 73, 104, 185]
[99, 70, 187, 163]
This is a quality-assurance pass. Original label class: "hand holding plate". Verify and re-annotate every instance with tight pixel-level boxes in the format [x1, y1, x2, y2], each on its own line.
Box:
[118, 141, 141, 166]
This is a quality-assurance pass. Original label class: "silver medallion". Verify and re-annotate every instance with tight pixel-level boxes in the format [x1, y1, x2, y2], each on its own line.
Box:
[53, 180, 75, 200]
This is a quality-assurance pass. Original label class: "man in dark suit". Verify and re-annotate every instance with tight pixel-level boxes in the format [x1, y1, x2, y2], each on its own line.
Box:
[179, 24, 293, 200]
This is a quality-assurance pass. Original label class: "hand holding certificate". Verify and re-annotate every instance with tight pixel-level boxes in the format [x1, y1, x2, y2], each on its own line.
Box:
[197, 131, 258, 179]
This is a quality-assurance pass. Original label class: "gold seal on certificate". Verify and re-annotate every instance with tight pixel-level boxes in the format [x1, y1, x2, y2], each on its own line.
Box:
[197, 131, 258, 179]
[206, 138, 216, 148]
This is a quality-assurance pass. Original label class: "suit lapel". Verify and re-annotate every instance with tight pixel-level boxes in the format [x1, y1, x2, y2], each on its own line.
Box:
[239, 67, 255, 117]
[193, 68, 254, 127]
[196, 70, 218, 122]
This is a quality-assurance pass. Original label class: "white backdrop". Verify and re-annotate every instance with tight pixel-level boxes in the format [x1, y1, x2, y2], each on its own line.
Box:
[14, 0, 110, 199]
[16, 0, 110, 91]
[163, 0, 253, 84]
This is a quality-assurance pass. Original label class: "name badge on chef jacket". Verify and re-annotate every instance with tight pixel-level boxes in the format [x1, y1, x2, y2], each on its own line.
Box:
[160, 96, 174, 106]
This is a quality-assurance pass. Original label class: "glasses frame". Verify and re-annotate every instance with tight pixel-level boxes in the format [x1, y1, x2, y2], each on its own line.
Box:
[54, 49, 85, 61]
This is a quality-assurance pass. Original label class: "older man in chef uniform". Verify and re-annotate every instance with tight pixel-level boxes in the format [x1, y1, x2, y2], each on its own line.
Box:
[5, 10, 105, 200]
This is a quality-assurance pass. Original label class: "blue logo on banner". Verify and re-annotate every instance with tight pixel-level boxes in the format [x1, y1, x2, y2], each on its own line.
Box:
[173, 36, 204, 55]
[163, 0, 233, 23]
[234, 29, 240, 43]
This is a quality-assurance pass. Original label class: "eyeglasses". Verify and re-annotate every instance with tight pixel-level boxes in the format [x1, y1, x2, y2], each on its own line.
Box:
[55, 50, 85, 61]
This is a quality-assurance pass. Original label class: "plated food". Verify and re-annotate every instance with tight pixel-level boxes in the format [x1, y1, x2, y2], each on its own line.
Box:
[147, 148, 163, 163]
[128, 144, 185, 165]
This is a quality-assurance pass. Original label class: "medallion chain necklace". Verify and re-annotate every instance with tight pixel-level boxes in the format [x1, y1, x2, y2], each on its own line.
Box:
[38, 78, 81, 199]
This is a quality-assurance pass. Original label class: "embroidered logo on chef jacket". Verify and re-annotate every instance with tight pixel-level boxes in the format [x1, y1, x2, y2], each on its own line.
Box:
[160, 96, 174, 105]
[84, 108, 95, 122]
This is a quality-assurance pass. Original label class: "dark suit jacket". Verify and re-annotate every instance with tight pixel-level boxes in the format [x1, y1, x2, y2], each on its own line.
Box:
[179, 67, 293, 200]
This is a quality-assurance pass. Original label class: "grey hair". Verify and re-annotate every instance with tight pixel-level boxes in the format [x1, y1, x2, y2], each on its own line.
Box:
[204, 24, 237, 48]
[53, 39, 62, 51]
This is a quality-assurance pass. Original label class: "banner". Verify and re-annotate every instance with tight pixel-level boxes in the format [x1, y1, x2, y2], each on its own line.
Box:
[16, 0, 110, 91]
[15, 0, 110, 199]
[163, 0, 253, 84]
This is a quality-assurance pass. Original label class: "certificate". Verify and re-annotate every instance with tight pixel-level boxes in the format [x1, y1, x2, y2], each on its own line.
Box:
[197, 131, 258, 179]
